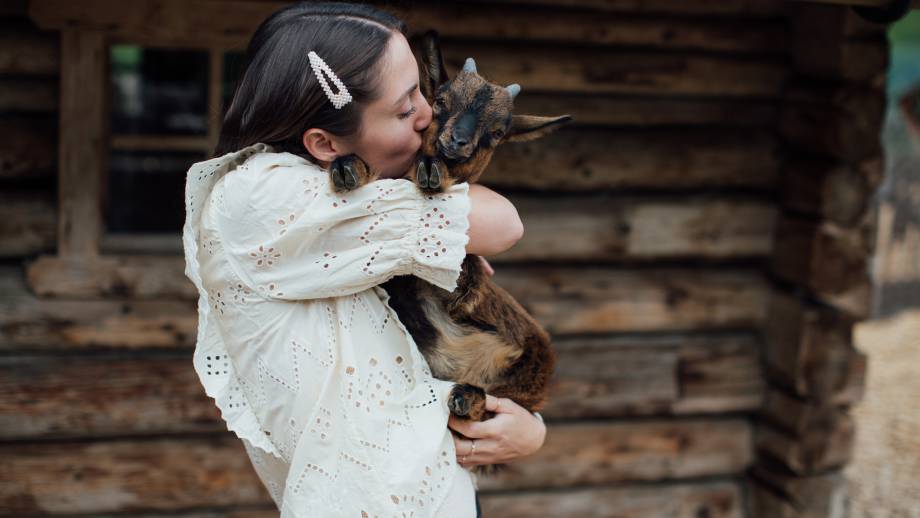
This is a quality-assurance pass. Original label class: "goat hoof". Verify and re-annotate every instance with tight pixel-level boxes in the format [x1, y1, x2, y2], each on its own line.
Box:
[331, 155, 361, 192]
[415, 156, 444, 192]
[448, 383, 486, 419]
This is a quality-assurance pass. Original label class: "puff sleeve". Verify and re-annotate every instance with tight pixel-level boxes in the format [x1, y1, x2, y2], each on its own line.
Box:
[211, 153, 472, 300]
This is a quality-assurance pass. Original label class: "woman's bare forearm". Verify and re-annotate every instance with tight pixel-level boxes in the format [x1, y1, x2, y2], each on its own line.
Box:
[465, 184, 523, 256]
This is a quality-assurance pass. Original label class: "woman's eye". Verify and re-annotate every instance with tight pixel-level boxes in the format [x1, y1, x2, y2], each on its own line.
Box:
[398, 105, 417, 119]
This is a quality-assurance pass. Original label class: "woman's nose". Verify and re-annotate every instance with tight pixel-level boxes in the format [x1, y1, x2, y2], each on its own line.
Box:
[415, 100, 433, 132]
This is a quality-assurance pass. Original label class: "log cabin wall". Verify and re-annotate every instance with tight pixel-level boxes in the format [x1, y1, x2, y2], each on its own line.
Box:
[0, 1, 891, 516]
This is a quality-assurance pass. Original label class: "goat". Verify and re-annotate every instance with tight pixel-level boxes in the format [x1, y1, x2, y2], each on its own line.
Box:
[329, 30, 571, 475]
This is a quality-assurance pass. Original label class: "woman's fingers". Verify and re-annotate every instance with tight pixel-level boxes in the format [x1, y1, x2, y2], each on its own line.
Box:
[478, 255, 495, 276]
[447, 412, 496, 438]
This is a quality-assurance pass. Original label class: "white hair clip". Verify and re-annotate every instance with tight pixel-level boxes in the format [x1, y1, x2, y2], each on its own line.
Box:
[308, 50, 353, 110]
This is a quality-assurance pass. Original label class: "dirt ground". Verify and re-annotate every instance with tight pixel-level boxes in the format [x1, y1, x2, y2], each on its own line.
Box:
[845, 309, 920, 517]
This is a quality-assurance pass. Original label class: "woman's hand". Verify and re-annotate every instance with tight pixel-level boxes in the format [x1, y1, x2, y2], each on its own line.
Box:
[448, 394, 546, 467]
[477, 256, 494, 276]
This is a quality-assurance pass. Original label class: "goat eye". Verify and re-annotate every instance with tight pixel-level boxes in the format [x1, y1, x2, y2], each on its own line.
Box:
[492, 129, 504, 139]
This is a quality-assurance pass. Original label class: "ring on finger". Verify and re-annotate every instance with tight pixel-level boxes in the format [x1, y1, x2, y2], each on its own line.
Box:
[470, 439, 476, 456]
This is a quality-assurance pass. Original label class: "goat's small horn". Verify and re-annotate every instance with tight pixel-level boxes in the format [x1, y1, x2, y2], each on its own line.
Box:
[462, 57, 477, 74]
[506, 83, 520, 100]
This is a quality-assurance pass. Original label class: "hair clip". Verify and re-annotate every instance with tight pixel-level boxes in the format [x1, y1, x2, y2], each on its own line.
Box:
[308, 50, 353, 110]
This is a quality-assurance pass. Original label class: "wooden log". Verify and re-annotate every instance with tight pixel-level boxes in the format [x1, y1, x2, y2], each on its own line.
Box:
[0, 77, 58, 112]
[755, 389, 856, 475]
[478, 418, 753, 490]
[0, 420, 750, 513]
[496, 197, 777, 262]
[485, 128, 781, 191]
[0, 191, 55, 258]
[0, 333, 761, 439]
[497, 267, 770, 334]
[0, 116, 57, 179]
[30, 0, 783, 52]
[1, 267, 198, 350]
[464, 0, 783, 17]
[771, 215, 872, 317]
[26, 255, 197, 299]
[785, 2, 889, 82]
[479, 480, 745, 518]
[545, 333, 764, 418]
[0, 436, 271, 515]
[780, 157, 882, 228]
[779, 82, 886, 164]
[756, 416, 855, 475]
[6, 263, 769, 347]
[0, 26, 58, 75]
[57, 29, 108, 258]
[510, 93, 779, 127]
[763, 292, 867, 404]
[749, 466, 849, 518]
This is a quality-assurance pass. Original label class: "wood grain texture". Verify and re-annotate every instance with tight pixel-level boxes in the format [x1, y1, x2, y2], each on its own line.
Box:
[0, 116, 57, 179]
[0, 191, 55, 257]
[0, 334, 762, 440]
[479, 480, 745, 518]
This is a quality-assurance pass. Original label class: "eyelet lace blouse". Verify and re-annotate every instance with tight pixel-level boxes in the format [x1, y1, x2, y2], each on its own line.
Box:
[182, 143, 477, 517]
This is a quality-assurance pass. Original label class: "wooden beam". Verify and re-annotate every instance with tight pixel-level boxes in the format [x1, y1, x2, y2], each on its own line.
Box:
[0, 78, 58, 112]
[0, 116, 57, 180]
[763, 292, 867, 404]
[0, 334, 761, 439]
[480, 480, 745, 518]
[57, 29, 108, 258]
[749, 466, 849, 518]
[780, 157, 882, 229]
[0, 26, 58, 75]
[0, 191, 55, 257]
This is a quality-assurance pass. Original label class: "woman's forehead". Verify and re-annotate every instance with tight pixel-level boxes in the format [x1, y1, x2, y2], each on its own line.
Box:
[376, 33, 418, 108]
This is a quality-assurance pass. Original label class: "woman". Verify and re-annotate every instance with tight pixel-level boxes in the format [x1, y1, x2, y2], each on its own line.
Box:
[183, 2, 546, 516]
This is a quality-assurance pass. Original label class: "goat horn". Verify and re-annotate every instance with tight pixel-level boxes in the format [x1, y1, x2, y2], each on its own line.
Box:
[462, 57, 477, 74]
[506, 83, 520, 100]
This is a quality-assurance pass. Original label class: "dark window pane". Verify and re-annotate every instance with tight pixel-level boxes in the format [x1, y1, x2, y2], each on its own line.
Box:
[105, 151, 205, 233]
[111, 45, 209, 136]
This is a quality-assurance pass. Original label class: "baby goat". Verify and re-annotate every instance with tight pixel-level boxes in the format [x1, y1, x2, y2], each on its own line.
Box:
[329, 30, 571, 473]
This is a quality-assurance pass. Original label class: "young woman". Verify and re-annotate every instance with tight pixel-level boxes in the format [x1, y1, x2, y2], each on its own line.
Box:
[182, 2, 546, 516]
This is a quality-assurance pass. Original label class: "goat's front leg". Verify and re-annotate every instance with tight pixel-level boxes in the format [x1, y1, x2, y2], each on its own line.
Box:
[329, 154, 376, 193]
[410, 154, 456, 193]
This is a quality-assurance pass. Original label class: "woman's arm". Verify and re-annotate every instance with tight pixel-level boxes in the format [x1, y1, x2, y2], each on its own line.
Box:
[466, 184, 524, 256]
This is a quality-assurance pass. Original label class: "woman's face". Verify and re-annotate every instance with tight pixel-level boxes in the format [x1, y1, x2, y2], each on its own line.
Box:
[342, 32, 434, 179]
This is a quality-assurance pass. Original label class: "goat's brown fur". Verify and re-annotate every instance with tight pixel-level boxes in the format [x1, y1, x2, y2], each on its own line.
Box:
[329, 30, 571, 475]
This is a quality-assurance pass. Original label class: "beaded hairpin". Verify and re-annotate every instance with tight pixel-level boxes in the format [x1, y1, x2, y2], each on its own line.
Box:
[308, 50, 353, 110]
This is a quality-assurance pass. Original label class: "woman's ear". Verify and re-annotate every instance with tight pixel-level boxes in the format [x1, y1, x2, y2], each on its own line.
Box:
[302, 128, 347, 163]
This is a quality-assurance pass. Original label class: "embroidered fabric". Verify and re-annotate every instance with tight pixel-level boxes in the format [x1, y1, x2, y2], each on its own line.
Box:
[182, 143, 477, 517]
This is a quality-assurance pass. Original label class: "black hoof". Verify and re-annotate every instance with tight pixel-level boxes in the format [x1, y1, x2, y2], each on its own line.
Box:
[416, 156, 442, 191]
[448, 383, 485, 417]
[331, 156, 360, 191]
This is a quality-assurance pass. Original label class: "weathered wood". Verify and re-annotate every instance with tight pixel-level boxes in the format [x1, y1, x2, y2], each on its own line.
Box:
[479, 480, 745, 518]
[497, 197, 777, 261]
[749, 467, 849, 518]
[0, 334, 761, 439]
[0, 26, 58, 75]
[478, 418, 753, 490]
[26, 255, 196, 299]
[57, 29, 108, 258]
[0, 420, 750, 513]
[0, 191, 55, 257]
[1, 267, 198, 350]
[545, 333, 764, 418]
[786, 2, 889, 81]
[513, 94, 779, 127]
[780, 157, 882, 228]
[763, 292, 867, 404]
[30, 0, 784, 53]
[756, 415, 855, 474]
[7, 264, 769, 347]
[465, 0, 783, 17]
[0, 436, 271, 515]
[0, 77, 58, 112]
[485, 128, 781, 191]
[498, 267, 770, 334]
[761, 388, 860, 436]
[0, 116, 57, 179]
[771, 215, 872, 317]
[780, 82, 886, 164]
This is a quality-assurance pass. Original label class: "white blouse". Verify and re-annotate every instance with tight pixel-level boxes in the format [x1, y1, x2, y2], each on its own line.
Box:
[182, 143, 478, 517]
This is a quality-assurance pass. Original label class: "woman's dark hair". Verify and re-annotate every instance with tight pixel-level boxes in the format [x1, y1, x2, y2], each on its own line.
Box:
[213, 1, 407, 160]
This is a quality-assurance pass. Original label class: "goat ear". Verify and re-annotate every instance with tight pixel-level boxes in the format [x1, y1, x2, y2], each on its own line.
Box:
[506, 114, 573, 143]
[418, 30, 449, 100]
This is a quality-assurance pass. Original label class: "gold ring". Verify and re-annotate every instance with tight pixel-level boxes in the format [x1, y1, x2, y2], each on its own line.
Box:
[460, 455, 466, 463]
